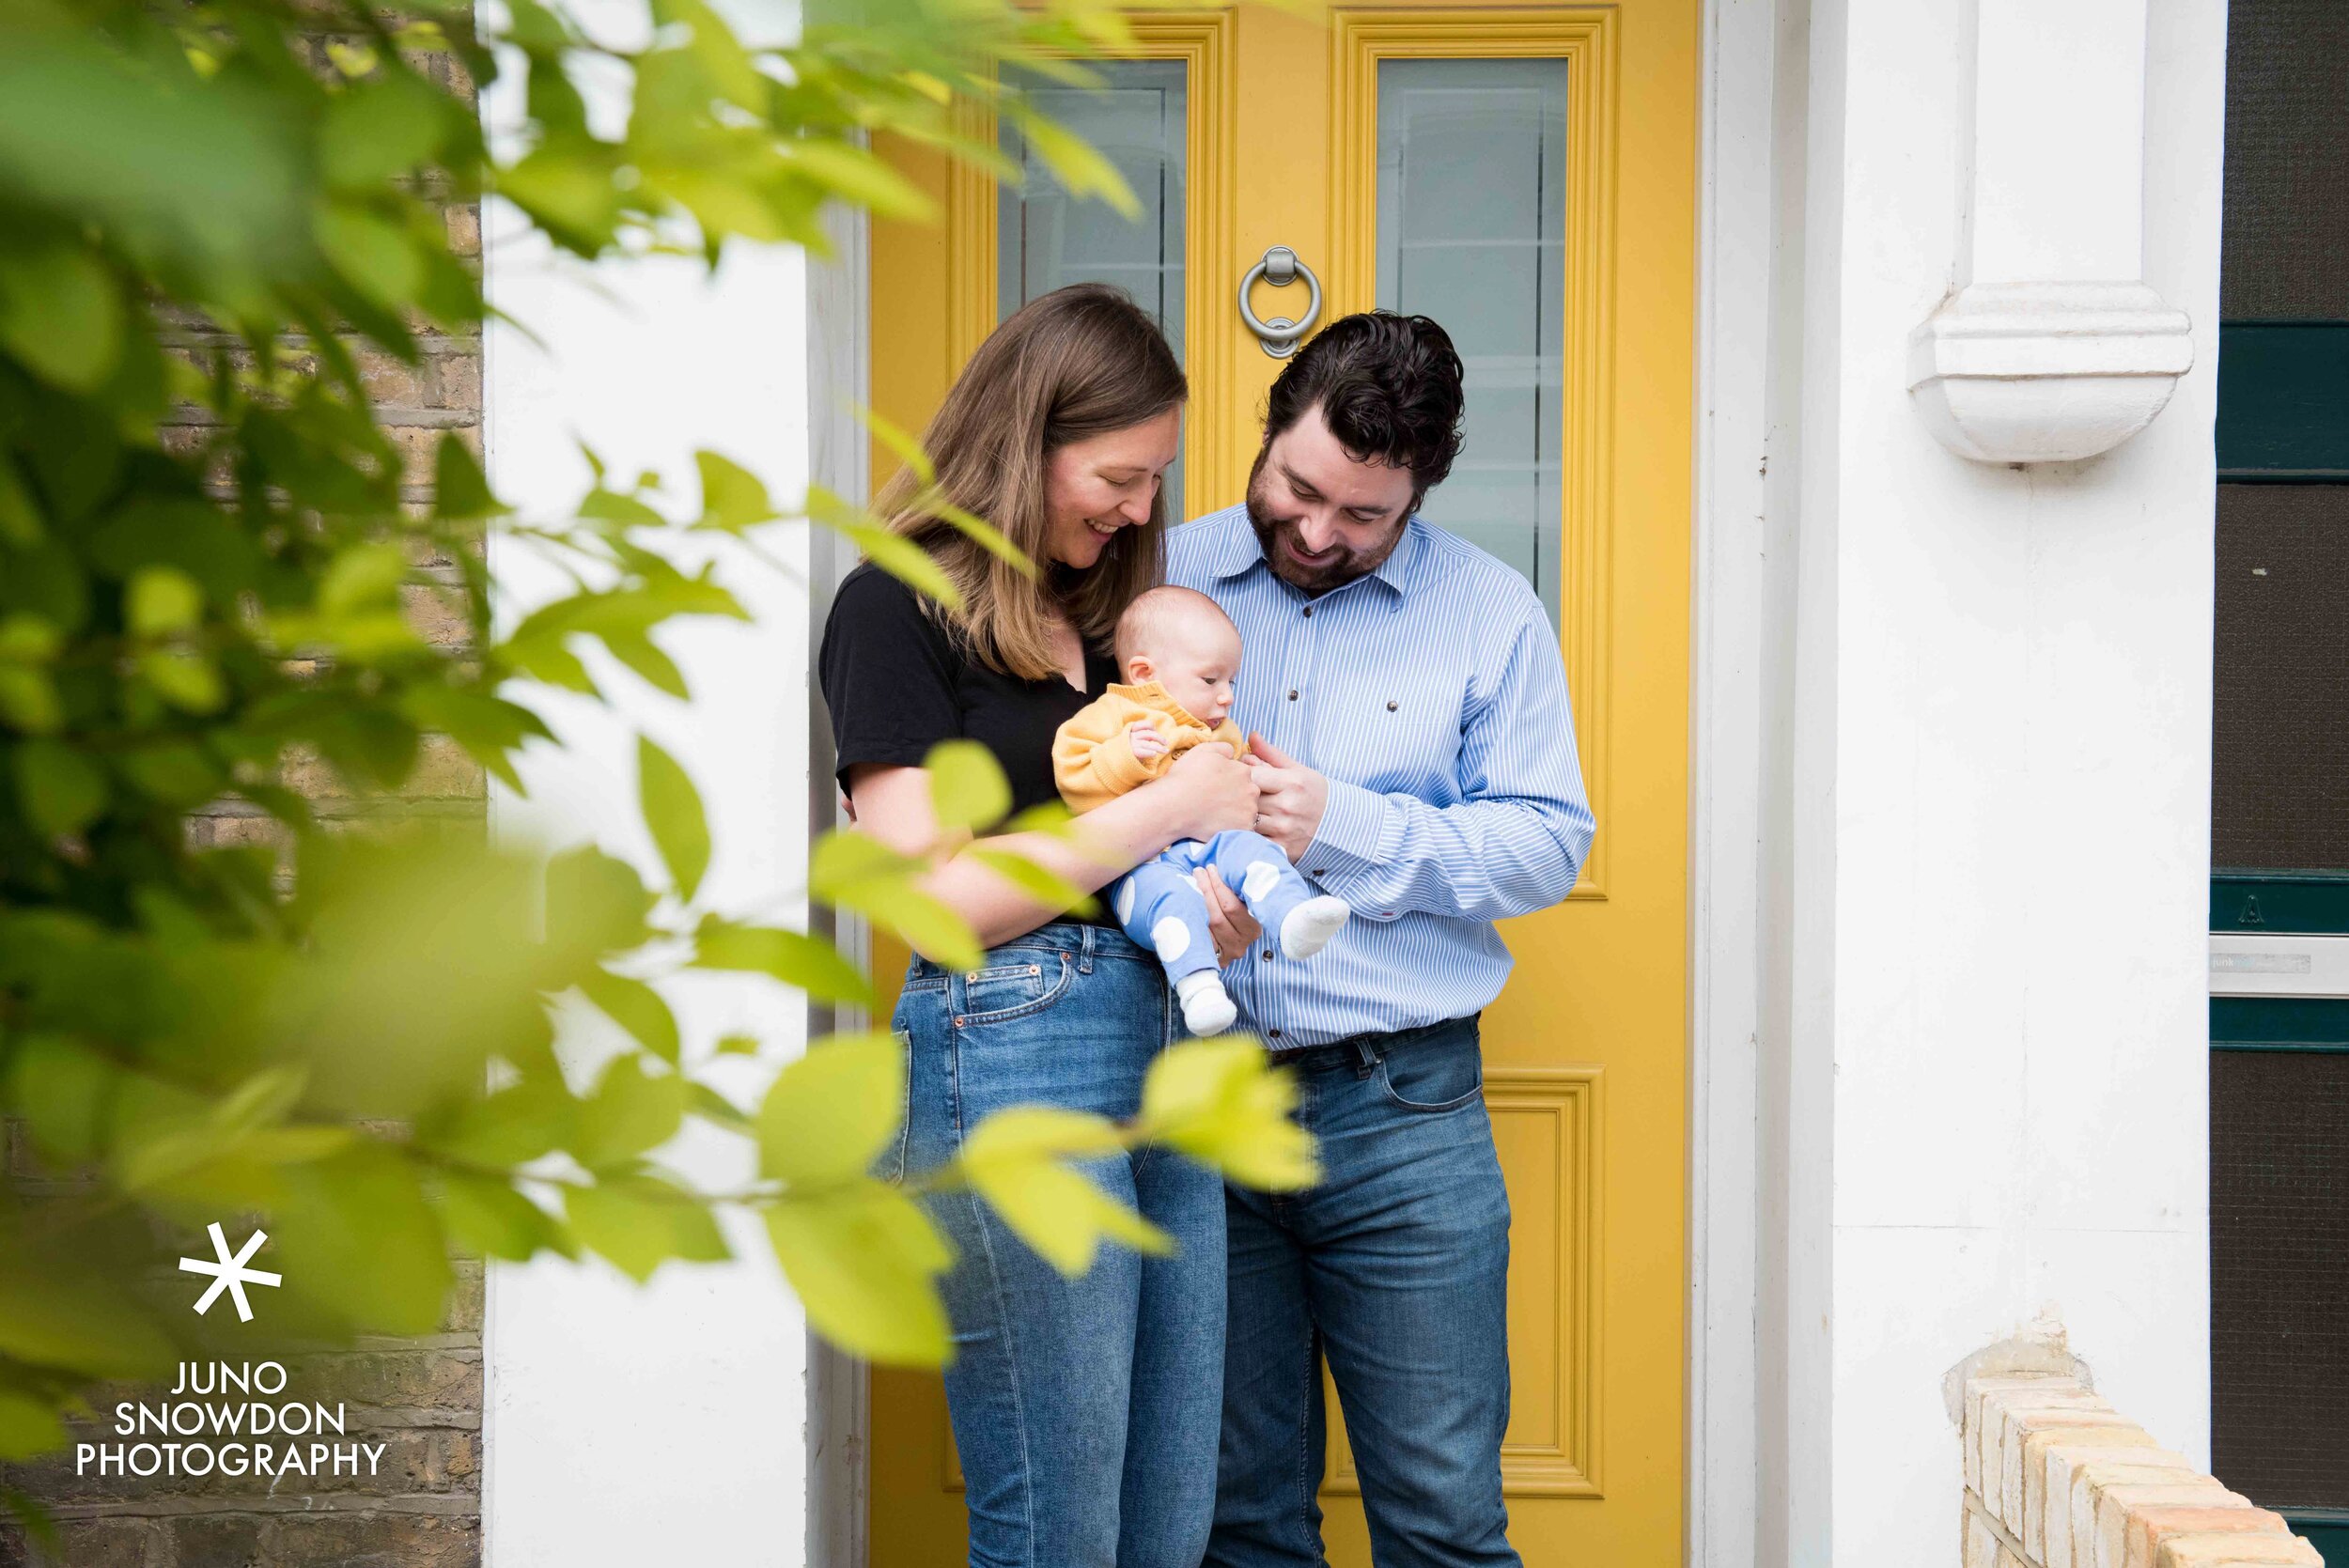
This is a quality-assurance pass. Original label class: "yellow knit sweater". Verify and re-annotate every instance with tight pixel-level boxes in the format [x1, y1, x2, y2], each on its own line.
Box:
[1051, 681, 1248, 815]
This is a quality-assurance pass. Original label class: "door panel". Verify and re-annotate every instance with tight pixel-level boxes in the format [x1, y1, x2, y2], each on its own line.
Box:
[864, 6, 1693, 1562]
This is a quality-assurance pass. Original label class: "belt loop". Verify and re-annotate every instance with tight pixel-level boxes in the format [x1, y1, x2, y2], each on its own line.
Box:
[1349, 1035, 1378, 1079]
[1079, 923, 1096, 974]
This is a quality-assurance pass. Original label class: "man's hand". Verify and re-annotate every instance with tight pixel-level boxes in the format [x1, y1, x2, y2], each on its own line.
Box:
[1195, 866, 1262, 964]
[1244, 733, 1328, 862]
[1128, 718, 1168, 761]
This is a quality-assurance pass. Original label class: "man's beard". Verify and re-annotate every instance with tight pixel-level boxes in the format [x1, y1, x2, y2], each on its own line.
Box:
[1244, 458, 1409, 597]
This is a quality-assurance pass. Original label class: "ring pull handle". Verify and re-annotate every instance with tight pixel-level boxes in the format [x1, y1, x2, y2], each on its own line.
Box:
[1238, 245, 1323, 359]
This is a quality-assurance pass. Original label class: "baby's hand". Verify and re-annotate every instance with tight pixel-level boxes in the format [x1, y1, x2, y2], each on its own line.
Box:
[1128, 719, 1169, 761]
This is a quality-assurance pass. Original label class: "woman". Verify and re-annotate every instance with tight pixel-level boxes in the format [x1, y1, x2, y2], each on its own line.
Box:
[817, 283, 1262, 1568]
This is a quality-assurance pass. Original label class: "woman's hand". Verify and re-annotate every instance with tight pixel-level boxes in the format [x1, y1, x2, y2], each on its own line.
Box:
[1161, 741, 1260, 842]
[1196, 867, 1263, 964]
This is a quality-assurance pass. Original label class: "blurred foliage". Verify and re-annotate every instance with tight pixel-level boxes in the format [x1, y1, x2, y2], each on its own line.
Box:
[0, 0, 1312, 1508]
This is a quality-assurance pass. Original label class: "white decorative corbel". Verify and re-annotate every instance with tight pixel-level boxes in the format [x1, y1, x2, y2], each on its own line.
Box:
[1908, 282, 2192, 463]
[1908, 0, 2194, 464]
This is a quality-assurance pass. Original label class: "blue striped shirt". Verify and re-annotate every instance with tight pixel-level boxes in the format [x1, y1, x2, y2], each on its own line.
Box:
[1167, 505, 1595, 1048]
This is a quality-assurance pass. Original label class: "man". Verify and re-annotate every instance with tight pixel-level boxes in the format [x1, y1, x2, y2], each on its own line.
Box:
[1170, 311, 1595, 1568]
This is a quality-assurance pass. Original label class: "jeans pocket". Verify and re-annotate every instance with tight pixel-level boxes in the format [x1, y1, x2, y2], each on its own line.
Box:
[1377, 1035, 1486, 1112]
[959, 951, 1076, 1026]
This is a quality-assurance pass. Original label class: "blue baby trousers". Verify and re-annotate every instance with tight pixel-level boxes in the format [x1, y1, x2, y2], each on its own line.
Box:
[1109, 830, 1319, 982]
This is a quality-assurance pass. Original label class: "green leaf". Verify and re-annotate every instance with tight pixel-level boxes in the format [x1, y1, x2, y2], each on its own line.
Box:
[652, 0, 768, 107]
[1000, 102, 1140, 219]
[126, 566, 202, 635]
[840, 882, 982, 973]
[436, 1170, 569, 1262]
[397, 686, 550, 795]
[839, 523, 961, 610]
[778, 138, 935, 222]
[754, 1031, 903, 1188]
[578, 970, 681, 1064]
[0, 1391, 66, 1461]
[0, 1250, 175, 1378]
[319, 542, 408, 615]
[544, 846, 656, 960]
[319, 70, 450, 187]
[966, 847, 1098, 918]
[275, 1144, 454, 1336]
[436, 433, 504, 519]
[569, 1054, 686, 1171]
[565, 1172, 730, 1282]
[12, 738, 106, 838]
[856, 405, 934, 488]
[694, 450, 775, 530]
[686, 1079, 751, 1128]
[807, 828, 924, 900]
[579, 489, 667, 530]
[314, 199, 425, 310]
[957, 1106, 1166, 1275]
[604, 630, 688, 698]
[0, 243, 121, 393]
[638, 735, 710, 901]
[0, 667, 60, 734]
[500, 143, 627, 251]
[0, 613, 60, 663]
[763, 1180, 952, 1364]
[137, 649, 225, 714]
[1136, 1037, 1319, 1191]
[923, 492, 1034, 578]
[925, 738, 1011, 832]
[691, 918, 873, 1005]
[4, 1034, 113, 1164]
[417, 1075, 578, 1169]
[0, 459, 41, 548]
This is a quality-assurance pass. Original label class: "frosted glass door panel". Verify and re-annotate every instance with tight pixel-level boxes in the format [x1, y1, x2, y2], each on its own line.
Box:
[1376, 57, 1568, 620]
[1000, 61, 1187, 519]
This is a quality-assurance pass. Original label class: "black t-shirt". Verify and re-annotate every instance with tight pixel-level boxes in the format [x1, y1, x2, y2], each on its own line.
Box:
[818, 560, 1121, 828]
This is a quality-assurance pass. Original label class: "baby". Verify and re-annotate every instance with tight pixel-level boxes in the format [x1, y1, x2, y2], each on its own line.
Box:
[1052, 585, 1350, 1035]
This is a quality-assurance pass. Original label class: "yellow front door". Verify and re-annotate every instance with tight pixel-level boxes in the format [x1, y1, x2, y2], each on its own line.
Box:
[864, 3, 1694, 1560]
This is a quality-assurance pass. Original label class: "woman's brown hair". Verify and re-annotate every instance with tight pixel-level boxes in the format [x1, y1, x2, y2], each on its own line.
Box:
[873, 283, 1186, 681]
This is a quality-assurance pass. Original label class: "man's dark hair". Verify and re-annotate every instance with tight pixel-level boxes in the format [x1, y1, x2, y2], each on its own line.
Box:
[1263, 311, 1466, 505]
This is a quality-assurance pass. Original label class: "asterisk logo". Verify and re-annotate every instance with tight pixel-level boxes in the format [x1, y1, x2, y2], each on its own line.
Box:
[179, 1223, 284, 1322]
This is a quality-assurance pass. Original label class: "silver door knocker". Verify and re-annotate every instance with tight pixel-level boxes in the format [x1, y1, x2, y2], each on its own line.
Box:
[1237, 245, 1323, 359]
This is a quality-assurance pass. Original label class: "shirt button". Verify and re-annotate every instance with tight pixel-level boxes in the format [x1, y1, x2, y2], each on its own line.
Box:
[1287, 690, 1299, 701]
[1386, 700, 1398, 712]
[1261, 949, 1273, 961]
[1268, 1028, 1283, 1039]
[1302, 606, 1313, 618]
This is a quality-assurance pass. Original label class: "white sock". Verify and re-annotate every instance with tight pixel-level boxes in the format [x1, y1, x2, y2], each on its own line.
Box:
[1174, 970, 1237, 1036]
[1279, 895, 1351, 960]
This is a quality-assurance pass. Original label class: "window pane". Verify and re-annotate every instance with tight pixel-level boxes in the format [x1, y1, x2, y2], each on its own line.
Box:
[1377, 56, 1569, 621]
[1000, 61, 1187, 519]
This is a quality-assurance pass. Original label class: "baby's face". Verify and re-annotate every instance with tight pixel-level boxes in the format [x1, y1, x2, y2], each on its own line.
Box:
[1130, 613, 1242, 724]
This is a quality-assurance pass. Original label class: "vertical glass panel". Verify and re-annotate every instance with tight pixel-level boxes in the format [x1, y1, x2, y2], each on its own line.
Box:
[1377, 56, 1569, 621]
[1000, 61, 1187, 519]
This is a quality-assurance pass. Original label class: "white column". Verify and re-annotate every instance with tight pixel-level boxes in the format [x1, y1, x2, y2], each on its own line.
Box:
[477, 6, 818, 1561]
[1758, 0, 2227, 1561]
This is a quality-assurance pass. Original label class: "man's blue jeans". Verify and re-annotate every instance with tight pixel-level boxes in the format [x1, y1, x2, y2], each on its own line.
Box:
[1206, 1016, 1519, 1568]
[891, 920, 1226, 1568]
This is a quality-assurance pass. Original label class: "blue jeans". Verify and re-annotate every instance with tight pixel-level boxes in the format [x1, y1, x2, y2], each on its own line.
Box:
[891, 920, 1227, 1568]
[1205, 1017, 1518, 1568]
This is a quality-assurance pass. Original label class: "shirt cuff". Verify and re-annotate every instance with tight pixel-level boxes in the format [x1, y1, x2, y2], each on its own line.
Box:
[1302, 779, 1399, 883]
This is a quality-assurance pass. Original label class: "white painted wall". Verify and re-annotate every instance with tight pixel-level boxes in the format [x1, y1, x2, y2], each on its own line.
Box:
[1735, 0, 2228, 1562]
[478, 6, 819, 1560]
